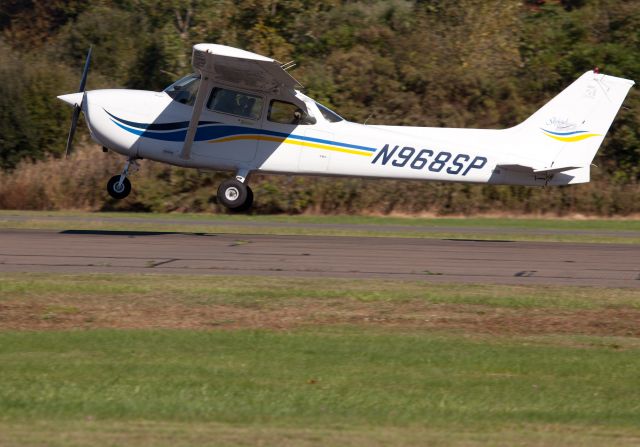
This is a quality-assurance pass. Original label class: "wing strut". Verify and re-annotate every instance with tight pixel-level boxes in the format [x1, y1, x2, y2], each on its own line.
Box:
[180, 73, 211, 160]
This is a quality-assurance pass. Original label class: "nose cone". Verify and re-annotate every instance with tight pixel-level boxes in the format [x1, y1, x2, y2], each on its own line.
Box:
[57, 92, 84, 107]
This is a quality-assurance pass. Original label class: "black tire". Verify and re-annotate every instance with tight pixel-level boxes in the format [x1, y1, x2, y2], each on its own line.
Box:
[233, 185, 254, 213]
[107, 175, 131, 200]
[217, 179, 248, 210]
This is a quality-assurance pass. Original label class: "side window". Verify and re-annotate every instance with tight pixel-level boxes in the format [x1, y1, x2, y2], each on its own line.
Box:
[207, 88, 263, 120]
[268, 100, 315, 125]
[268, 100, 301, 124]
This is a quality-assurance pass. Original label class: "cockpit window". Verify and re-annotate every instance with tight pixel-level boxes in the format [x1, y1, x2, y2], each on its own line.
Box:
[164, 74, 200, 106]
[315, 102, 344, 122]
[268, 100, 317, 125]
[207, 88, 263, 120]
[269, 100, 299, 124]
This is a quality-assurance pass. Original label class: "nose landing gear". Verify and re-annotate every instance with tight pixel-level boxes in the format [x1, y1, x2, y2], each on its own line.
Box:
[106, 175, 131, 199]
[217, 170, 254, 212]
[107, 157, 138, 200]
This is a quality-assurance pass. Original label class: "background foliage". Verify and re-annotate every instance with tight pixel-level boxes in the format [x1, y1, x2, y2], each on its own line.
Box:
[0, 0, 638, 214]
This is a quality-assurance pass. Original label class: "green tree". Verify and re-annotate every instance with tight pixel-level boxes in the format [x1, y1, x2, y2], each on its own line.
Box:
[0, 43, 76, 168]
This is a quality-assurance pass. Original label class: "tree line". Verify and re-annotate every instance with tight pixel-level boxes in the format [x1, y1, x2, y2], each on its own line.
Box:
[0, 0, 638, 214]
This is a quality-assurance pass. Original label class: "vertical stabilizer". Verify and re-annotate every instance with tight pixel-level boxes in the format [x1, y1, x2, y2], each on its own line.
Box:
[508, 71, 634, 173]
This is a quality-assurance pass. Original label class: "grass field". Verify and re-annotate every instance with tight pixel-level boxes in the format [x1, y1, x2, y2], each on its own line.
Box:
[4, 209, 640, 229]
[1, 273, 640, 446]
[1, 210, 640, 243]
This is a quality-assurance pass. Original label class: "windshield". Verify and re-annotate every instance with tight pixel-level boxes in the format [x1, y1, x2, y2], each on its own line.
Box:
[164, 74, 200, 106]
[315, 102, 344, 122]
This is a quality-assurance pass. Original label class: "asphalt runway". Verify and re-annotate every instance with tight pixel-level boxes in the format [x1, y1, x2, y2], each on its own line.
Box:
[1, 229, 639, 287]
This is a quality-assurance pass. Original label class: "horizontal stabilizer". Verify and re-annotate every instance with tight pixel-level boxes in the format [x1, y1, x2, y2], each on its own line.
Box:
[497, 164, 580, 175]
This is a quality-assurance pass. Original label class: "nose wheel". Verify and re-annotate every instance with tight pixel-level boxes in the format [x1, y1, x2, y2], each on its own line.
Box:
[217, 178, 254, 212]
[107, 175, 131, 199]
[106, 157, 137, 200]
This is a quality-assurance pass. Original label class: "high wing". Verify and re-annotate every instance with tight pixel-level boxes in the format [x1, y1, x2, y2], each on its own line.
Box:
[192, 43, 302, 92]
[180, 44, 302, 160]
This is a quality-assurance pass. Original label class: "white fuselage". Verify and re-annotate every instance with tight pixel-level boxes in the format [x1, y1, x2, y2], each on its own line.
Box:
[82, 87, 581, 187]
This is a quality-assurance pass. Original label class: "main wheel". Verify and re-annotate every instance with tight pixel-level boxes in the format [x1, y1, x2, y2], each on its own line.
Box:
[217, 179, 248, 210]
[234, 185, 254, 212]
[107, 175, 131, 200]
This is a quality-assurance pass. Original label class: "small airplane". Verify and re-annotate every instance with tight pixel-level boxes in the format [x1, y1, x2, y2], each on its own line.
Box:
[58, 44, 634, 211]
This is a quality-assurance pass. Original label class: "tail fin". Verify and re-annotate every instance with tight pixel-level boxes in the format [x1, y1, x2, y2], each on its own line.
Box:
[508, 71, 634, 176]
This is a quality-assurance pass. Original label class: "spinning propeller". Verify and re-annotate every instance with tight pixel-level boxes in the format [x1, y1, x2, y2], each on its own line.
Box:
[59, 47, 92, 158]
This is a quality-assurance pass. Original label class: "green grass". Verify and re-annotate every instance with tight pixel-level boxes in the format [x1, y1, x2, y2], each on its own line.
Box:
[1, 210, 640, 243]
[1, 329, 640, 446]
[3, 420, 634, 447]
[2, 209, 640, 230]
[0, 329, 639, 427]
[2, 273, 640, 311]
[1, 273, 640, 445]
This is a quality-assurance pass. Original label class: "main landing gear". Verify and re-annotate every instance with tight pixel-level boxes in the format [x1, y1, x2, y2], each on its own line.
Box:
[107, 157, 138, 200]
[217, 171, 254, 212]
[106, 160, 254, 212]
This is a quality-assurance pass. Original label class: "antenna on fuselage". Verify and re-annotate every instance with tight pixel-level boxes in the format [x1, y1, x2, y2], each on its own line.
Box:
[281, 61, 296, 71]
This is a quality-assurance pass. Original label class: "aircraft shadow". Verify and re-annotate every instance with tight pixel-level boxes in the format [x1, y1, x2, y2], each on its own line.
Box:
[60, 230, 216, 237]
[443, 238, 515, 243]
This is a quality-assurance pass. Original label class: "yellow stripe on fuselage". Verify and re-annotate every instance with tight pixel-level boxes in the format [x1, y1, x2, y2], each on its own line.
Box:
[209, 135, 373, 157]
[543, 132, 601, 143]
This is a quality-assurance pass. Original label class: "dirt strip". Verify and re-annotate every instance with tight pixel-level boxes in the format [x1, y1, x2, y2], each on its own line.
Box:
[2, 298, 639, 337]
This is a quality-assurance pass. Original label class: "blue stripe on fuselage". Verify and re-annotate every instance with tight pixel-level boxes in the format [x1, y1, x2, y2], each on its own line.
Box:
[108, 112, 376, 153]
[104, 109, 217, 131]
